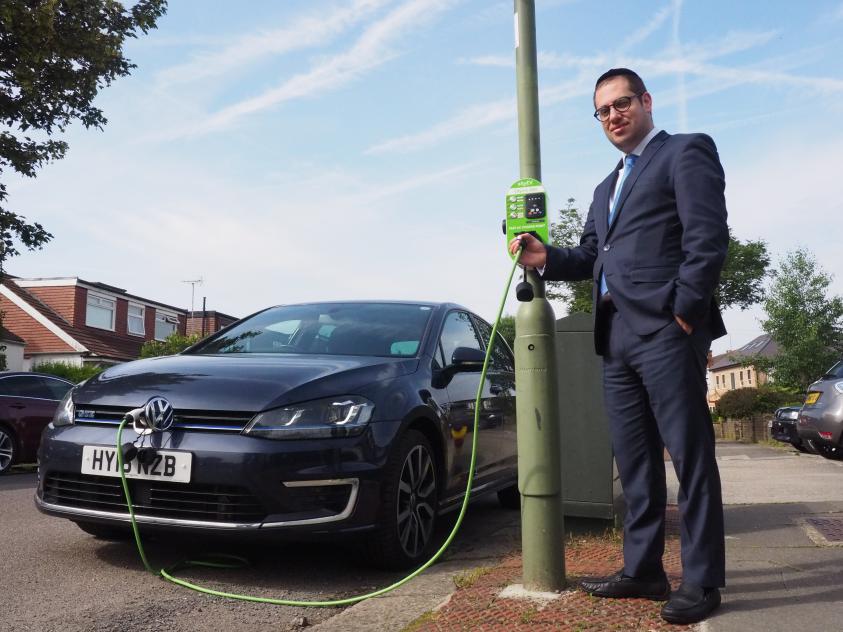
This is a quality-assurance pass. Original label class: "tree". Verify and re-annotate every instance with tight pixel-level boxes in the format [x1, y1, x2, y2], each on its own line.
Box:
[544, 199, 770, 314]
[753, 249, 843, 390]
[716, 227, 770, 311]
[497, 314, 515, 350]
[0, 1, 167, 367]
[33, 360, 106, 383]
[715, 386, 799, 420]
[545, 199, 592, 313]
[140, 332, 201, 358]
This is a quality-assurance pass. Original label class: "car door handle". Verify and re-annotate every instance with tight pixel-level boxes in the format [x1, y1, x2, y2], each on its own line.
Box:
[9, 404, 25, 409]
[489, 385, 504, 395]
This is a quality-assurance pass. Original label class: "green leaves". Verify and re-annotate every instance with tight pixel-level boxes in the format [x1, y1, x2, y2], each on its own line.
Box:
[140, 332, 202, 358]
[754, 249, 843, 390]
[545, 198, 593, 313]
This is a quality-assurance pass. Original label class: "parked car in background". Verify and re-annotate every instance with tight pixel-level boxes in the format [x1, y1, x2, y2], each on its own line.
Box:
[798, 360, 843, 460]
[0, 372, 74, 474]
[769, 406, 812, 453]
[36, 301, 518, 569]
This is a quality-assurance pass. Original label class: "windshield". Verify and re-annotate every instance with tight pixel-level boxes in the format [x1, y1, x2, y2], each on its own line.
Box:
[189, 303, 434, 357]
[824, 360, 843, 379]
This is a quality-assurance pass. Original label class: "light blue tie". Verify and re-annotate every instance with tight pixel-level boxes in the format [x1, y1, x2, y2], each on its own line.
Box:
[600, 153, 638, 297]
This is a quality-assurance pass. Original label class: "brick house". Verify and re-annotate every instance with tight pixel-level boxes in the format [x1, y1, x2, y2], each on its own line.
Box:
[186, 310, 239, 338]
[0, 276, 188, 368]
[707, 333, 778, 410]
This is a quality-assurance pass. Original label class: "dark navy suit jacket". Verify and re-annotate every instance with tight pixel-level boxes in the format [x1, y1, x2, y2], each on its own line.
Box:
[543, 130, 729, 354]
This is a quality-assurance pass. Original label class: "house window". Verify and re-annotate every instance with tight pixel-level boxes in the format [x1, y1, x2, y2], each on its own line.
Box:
[155, 312, 179, 341]
[730, 372, 736, 390]
[128, 304, 145, 336]
[86, 294, 115, 330]
[748, 371, 752, 384]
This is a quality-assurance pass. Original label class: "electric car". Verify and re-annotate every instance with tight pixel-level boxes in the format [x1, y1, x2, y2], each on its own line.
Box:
[36, 301, 518, 569]
[797, 359, 843, 461]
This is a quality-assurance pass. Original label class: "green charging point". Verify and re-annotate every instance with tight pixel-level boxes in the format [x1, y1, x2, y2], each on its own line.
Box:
[505, 178, 549, 257]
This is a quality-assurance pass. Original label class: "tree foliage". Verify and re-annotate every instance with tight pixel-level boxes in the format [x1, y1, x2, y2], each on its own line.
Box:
[140, 332, 201, 358]
[544, 199, 770, 315]
[753, 249, 843, 390]
[33, 360, 106, 383]
[716, 227, 770, 310]
[497, 314, 515, 350]
[545, 199, 593, 313]
[714, 386, 797, 420]
[0, 0, 166, 368]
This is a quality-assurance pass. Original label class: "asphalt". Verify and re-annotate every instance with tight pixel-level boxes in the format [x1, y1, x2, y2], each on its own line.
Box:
[307, 442, 843, 632]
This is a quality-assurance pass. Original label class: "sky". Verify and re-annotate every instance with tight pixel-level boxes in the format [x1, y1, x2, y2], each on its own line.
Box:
[6, 0, 843, 355]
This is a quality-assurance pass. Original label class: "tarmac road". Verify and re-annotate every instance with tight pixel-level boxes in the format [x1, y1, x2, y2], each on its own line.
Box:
[0, 469, 520, 632]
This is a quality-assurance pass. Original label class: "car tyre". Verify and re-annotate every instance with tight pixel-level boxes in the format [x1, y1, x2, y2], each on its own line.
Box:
[74, 521, 132, 541]
[496, 483, 520, 510]
[365, 429, 438, 570]
[0, 425, 17, 474]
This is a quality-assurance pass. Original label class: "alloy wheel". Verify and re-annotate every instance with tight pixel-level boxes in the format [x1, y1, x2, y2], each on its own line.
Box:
[396, 444, 437, 558]
[0, 429, 14, 472]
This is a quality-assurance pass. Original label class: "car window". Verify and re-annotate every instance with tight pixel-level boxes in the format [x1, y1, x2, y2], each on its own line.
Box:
[190, 303, 434, 357]
[823, 360, 843, 379]
[0, 375, 53, 399]
[439, 311, 484, 366]
[472, 319, 515, 372]
[39, 376, 73, 400]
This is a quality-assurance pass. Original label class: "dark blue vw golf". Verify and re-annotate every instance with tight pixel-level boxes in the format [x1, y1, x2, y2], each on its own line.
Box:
[36, 301, 518, 569]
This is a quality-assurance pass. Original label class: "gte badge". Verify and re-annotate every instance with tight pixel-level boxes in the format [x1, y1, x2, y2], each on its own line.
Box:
[504, 178, 549, 259]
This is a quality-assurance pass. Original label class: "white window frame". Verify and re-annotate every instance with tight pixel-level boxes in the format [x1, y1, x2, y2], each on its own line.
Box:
[127, 303, 145, 336]
[155, 311, 179, 341]
[85, 293, 116, 331]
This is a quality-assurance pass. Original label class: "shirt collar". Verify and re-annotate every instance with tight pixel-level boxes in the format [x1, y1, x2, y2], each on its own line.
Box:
[625, 127, 661, 159]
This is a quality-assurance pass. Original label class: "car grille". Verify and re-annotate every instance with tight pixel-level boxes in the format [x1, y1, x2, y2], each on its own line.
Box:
[42, 472, 267, 523]
[74, 405, 254, 433]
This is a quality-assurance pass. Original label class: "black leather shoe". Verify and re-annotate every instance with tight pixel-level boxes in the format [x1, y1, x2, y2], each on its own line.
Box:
[661, 583, 721, 624]
[579, 569, 671, 600]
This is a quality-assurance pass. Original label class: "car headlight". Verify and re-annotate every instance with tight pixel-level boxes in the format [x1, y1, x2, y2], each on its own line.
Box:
[834, 381, 843, 394]
[53, 390, 75, 427]
[242, 395, 375, 440]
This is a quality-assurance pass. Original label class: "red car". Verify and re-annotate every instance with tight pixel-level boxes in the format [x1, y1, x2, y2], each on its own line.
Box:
[0, 372, 74, 474]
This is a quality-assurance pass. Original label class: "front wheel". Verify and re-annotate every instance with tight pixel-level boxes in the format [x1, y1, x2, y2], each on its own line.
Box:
[365, 430, 439, 570]
[0, 426, 17, 474]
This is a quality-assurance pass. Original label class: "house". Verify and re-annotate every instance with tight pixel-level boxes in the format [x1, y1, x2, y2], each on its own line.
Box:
[186, 310, 239, 338]
[0, 327, 26, 371]
[707, 333, 778, 410]
[0, 276, 188, 369]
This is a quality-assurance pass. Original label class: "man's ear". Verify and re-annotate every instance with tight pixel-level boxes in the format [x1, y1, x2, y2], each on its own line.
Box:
[641, 91, 653, 114]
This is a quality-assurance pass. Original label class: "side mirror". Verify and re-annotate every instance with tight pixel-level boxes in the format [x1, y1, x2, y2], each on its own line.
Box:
[450, 346, 486, 370]
[432, 346, 486, 389]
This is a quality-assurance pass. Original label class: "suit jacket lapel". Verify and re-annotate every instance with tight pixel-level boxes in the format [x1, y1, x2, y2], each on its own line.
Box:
[607, 130, 670, 237]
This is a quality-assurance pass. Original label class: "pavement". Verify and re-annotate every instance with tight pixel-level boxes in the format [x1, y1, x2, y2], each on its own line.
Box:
[308, 442, 843, 632]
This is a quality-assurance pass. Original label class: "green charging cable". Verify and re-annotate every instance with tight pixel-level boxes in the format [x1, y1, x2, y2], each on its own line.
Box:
[115, 248, 525, 607]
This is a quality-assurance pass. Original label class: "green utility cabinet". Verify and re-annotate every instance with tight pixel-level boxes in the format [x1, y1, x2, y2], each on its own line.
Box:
[555, 312, 619, 521]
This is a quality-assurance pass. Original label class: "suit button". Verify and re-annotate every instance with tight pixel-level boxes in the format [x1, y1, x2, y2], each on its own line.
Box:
[603, 244, 611, 252]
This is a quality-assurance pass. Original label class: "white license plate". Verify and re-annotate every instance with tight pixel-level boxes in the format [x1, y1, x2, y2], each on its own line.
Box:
[81, 445, 192, 483]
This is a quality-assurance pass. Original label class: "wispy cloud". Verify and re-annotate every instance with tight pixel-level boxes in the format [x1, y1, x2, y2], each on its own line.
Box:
[164, 0, 456, 139]
[617, 3, 673, 53]
[835, 2, 843, 20]
[671, 0, 687, 132]
[459, 52, 606, 70]
[155, 0, 393, 87]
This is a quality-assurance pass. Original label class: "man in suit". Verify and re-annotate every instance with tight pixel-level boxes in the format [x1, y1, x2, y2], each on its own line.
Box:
[510, 68, 728, 625]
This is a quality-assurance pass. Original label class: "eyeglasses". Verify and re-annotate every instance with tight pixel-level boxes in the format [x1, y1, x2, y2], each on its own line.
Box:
[593, 93, 643, 122]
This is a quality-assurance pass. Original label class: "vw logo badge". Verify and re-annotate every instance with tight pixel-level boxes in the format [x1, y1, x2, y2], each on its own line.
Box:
[144, 396, 175, 431]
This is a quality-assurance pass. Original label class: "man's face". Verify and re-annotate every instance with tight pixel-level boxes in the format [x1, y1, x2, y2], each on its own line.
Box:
[594, 76, 653, 153]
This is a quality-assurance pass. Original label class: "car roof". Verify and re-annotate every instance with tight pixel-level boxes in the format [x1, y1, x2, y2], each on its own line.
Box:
[0, 371, 74, 384]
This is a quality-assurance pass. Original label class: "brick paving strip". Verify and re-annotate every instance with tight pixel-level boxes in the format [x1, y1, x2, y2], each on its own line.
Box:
[413, 506, 693, 632]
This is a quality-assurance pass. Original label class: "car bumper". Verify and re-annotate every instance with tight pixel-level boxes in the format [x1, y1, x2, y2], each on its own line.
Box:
[797, 408, 843, 448]
[35, 420, 404, 536]
[770, 419, 799, 444]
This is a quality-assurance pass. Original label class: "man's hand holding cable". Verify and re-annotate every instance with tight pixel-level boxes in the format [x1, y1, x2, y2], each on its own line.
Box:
[508, 233, 546, 268]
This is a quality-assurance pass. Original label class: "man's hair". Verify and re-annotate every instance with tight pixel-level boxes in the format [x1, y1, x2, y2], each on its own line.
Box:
[594, 68, 647, 98]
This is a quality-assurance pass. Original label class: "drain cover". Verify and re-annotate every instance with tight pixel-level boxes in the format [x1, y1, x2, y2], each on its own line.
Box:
[805, 517, 843, 542]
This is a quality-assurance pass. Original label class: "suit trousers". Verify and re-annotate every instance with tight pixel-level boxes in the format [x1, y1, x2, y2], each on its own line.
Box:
[600, 306, 725, 587]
